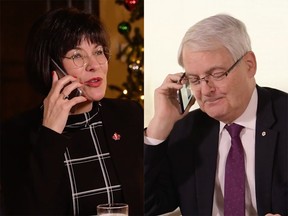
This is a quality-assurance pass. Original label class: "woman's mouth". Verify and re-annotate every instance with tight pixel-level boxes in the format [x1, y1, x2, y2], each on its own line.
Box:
[84, 77, 103, 87]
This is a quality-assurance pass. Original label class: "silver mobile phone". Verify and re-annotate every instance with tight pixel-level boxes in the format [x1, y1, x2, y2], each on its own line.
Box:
[177, 73, 194, 114]
[50, 58, 82, 99]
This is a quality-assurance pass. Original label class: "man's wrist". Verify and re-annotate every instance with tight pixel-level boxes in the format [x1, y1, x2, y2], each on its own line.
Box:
[144, 128, 164, 145]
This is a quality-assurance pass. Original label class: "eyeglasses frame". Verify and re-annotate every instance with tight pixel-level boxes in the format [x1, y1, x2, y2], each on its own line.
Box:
[63, 48, 110, 68]
[187, 54, 245, 86]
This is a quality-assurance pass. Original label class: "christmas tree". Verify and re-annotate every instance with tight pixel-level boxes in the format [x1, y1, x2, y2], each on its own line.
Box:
[109, 0, 144, 106]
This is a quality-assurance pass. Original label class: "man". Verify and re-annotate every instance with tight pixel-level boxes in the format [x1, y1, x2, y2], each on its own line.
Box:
[144, 14, 287, 216]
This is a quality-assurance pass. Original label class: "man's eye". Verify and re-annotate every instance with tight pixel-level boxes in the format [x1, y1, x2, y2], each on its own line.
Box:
[212, 72, 225, 78]
[189, 77, 200, 84]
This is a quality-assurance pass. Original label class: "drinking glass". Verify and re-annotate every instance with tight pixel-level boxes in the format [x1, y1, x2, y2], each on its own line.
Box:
[97, 203, 128, 216]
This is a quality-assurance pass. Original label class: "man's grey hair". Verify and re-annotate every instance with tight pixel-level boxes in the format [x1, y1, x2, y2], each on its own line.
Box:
[178, 14, 251, 67]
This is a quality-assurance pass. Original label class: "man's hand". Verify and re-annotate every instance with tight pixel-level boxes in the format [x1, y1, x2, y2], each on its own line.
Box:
[146, 73, 195, 140]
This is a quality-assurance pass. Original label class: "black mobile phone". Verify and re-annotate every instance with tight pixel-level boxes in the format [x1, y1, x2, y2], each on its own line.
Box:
[177, 73, 194, 114]
[50, 58, 82, 99]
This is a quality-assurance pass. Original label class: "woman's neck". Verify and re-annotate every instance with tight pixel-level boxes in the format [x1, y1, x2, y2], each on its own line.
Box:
[70, 100, 94, 115]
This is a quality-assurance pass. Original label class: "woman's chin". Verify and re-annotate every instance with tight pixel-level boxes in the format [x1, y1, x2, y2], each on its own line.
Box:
[87, 93, 105, 102]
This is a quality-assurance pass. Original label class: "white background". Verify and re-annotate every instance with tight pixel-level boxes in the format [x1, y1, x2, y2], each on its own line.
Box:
[144, 0, 288, 127]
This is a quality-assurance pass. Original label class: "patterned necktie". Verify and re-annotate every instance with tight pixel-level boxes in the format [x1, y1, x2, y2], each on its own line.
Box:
[224, 123, 245, 216]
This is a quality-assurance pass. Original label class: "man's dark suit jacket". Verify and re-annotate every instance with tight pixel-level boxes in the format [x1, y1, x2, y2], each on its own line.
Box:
[145, 86, 288, 216]
[1, 98, 143, 215]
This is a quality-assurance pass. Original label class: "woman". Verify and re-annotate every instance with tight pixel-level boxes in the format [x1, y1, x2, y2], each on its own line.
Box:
[1, 8, 143, 215]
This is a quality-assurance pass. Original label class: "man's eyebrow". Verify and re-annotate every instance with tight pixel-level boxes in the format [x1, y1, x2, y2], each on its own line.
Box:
[186, 66, 227, 76]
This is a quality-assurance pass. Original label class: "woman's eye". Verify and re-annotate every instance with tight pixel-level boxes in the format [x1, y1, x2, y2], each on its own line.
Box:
[95, 49, 104, 55]
[73, 53, 82, 59]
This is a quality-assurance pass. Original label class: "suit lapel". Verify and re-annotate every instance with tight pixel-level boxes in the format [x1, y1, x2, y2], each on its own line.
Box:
[195, 119, 219, 214]
[255, 86, 277, 214]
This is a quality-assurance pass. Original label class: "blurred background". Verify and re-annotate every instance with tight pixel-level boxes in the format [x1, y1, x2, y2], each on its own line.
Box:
[0, 0, 144, 122]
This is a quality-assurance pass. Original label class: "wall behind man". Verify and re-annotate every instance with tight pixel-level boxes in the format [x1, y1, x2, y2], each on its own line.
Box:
[144, 0, 288, 127]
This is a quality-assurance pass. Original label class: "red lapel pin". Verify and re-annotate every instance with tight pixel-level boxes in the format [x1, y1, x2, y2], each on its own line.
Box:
[112, 132, 121, 141]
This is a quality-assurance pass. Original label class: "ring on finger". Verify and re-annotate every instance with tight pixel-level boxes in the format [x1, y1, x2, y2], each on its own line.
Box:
[62, 93, 69, 100]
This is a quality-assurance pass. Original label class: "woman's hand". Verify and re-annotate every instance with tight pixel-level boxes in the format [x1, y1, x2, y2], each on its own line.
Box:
[42, 71, 87, 134]
[146, 73, 195, 140]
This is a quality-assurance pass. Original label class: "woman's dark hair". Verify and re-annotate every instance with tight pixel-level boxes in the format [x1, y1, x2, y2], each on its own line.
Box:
[25, 7, 110, 96]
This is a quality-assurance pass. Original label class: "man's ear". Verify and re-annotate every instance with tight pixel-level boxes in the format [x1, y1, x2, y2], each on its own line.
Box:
[244, 51, 257, 77]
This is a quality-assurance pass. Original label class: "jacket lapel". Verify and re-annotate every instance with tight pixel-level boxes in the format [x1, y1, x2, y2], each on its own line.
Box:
[254, 86, 277, 214]
[195, 119, 219, 214]
[99, 99, 143, 214]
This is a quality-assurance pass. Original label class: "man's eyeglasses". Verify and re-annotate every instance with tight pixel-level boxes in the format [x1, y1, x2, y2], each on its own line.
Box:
[186, 55, 244, 86]
[63, 46, 109, 68]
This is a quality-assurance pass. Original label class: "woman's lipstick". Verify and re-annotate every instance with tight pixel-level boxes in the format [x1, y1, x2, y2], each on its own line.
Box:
[84, 77, 102, 87]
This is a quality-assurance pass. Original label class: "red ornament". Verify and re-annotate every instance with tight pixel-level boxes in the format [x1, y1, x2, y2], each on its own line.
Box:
[124, 0, 138, 11]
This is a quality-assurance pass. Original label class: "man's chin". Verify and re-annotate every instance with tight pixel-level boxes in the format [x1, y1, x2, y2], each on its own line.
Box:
[204, 105, 226, 121]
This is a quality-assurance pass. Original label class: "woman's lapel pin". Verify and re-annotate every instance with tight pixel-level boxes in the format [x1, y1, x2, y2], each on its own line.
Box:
[112, 132, 121, 141]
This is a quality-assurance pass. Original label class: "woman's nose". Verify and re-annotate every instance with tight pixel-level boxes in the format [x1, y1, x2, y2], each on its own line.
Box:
[84, 56, 102, 71]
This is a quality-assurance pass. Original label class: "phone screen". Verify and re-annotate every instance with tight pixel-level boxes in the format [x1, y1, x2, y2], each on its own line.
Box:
[50, 58, 82, 99]
[177, 73, 194, 114]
